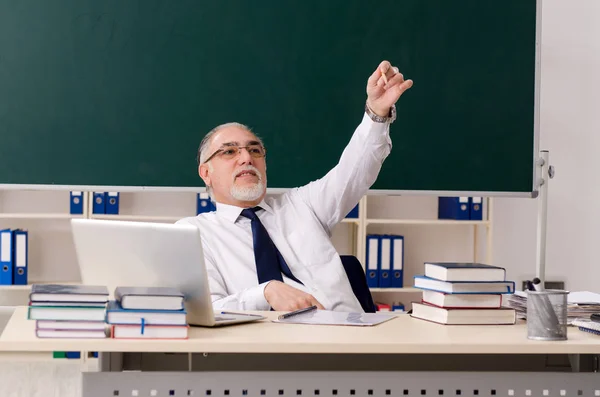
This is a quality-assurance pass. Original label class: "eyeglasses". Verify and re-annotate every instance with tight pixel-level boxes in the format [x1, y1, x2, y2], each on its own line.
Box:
[203, 144, 266, 163]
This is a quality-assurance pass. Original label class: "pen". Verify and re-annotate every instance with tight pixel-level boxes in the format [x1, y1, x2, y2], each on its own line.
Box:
[221, 311, 259, 317]
[278, 305, 318, 320]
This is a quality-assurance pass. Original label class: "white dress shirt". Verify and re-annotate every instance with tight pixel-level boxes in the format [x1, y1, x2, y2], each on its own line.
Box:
[176, 112, 392, 312]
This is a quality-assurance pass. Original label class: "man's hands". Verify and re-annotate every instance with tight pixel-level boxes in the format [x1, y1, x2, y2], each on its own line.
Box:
[264, 280, 325, 311]
[366, 60, 413, 117]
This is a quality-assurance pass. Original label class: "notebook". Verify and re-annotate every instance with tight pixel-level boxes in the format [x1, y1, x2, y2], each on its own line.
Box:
[572, 318, 600, 335]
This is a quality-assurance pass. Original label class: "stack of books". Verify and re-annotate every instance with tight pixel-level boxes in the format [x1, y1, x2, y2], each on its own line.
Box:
[106, 287, 188, 339]
[410, 262, 517, 325]
[28, 284, 109, 338]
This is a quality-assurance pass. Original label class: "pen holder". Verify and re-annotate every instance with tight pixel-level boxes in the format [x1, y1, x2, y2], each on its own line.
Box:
[526, 290, 568, 341]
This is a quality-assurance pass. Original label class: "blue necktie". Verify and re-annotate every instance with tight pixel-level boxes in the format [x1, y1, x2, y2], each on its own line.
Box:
[240, 207, 303, 285]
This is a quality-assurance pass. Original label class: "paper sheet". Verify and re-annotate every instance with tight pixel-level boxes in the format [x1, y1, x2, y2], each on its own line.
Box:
[273, 310, 396, 326]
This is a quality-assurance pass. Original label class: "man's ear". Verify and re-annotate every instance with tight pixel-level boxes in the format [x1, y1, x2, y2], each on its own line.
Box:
[199, 163, 211, 188]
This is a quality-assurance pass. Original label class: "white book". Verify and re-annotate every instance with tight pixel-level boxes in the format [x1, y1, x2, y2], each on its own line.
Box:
[112, 325, 188, 339]
[36, 329, 108, 338]
[411, 302, 516, 325]
[36, 320, 107, 330]
[422, 290, 502, 308]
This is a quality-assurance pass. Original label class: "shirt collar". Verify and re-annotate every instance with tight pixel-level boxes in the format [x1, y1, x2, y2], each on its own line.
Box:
[215, 199, 273, 223]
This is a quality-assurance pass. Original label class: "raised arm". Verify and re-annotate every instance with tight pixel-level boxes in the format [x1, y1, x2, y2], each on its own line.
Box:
[294, 61, 413, 232]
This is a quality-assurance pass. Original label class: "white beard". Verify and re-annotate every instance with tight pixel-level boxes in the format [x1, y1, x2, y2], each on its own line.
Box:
[230, 165, 266, 201]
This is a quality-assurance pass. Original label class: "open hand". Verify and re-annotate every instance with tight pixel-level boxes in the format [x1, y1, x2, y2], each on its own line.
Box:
[366, 60, 413, 117]
[264, 280, 325, 311]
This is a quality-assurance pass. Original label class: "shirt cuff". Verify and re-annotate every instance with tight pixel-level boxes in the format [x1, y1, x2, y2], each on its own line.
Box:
[361, 112, 392, 147]
[241, 282, 272, 311]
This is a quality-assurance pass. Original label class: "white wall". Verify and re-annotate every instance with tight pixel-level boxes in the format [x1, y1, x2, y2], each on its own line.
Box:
[0, 0, 598, 294]
[493, 0, 600, 291]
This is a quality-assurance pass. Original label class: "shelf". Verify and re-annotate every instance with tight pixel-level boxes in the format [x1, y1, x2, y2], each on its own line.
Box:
[366, 219, 490, 226]
[0, 213, 83, 220]
[90, 214, 184, 223]
[341, 218, 360, 224]
[369, 287, 420, 293]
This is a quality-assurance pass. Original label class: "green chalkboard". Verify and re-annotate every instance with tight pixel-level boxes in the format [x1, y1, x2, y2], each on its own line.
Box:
[0, 0, 539, 195]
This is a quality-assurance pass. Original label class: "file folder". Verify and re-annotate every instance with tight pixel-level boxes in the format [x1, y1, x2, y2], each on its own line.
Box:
[345, 204, 359, 219]
[105, 192, 120, 215]
[69, 191, 83, 215]
[92, 192, 106, 214]
[470, 197, 483, 220]
[391, 235, 404, 288]
[366, 234, 380, 288]
[438, 197, 469, 220]
[0, 229, 13, 285]
[12, 229, 28, 285]
[196, 193, 216, 214]
[378, 235, 392, 288]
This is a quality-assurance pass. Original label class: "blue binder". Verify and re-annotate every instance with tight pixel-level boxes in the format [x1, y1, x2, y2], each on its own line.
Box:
[438, 197, 470, 220]
[92, 192, 106, 214]
[0, 229, 14, 285]
[390, 235, 404, 288]
[345, 204, 359, 219]
[69, 191, 83, 214]
[470, 197, 483, 220]
[196, 193, 216, 214]
[366, 234, 380, 288]
[12, 229, 28, 285]
[105, 192, 120, 215]
[378, 235, 392, 288]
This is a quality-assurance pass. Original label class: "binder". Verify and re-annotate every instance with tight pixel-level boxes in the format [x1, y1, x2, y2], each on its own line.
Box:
[196, 193, 216, 214]
[105, 192, 120, 215]
[0, 229, 14, 285]
[438, 197, 469, 220]
[470, 197, 483, 220]
[69, 191, 83, 215]
[345, 204, 359, 219]
[391, 235, 404, 288]
[12, 229, 28, 285]
[92, 192, 106, 214]
[378, 235, 392, 288]
[365, 234, 380, 288]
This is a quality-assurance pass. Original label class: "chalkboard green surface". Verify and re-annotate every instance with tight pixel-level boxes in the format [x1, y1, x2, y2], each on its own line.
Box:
[0, 0, 539, 195]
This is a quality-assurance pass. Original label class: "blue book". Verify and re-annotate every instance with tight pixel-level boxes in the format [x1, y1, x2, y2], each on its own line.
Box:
[69, 191, 84, 215]
[105, 192, 120, 214]
[390, 235, 404, 288]
[114, 287, 184, 310]
[424, 262, 506, 282]
[92, 192, 106, 214]
[106, 300, 187, 325]
[12, 229, 28, 285]
[30, 284, 109, 303]
[0, 229, 14, 285]
[365, 235, 380, 288]
[378, 235, 392, 288]
[414, 276, 515, 294]
[438, 197, 469, 220]
[469, 197, 483, 220]
[345, 204, 359, 218]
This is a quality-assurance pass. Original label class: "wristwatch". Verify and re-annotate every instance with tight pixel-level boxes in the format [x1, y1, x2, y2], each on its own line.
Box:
[365, 101, 396, 124]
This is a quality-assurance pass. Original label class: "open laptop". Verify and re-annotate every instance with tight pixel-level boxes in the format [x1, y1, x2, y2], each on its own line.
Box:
[70, 218, 265, 327]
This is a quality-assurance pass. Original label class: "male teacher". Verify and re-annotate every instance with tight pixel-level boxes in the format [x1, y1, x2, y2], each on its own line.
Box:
[177, 61, 413, 312]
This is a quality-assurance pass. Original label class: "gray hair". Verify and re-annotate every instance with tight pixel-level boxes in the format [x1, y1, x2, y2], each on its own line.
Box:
[197, 122, 263, 200]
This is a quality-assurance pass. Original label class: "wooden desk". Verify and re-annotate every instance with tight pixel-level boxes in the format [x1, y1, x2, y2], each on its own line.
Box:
[2, 307, 599, 397]
[1, 307, 599, 354]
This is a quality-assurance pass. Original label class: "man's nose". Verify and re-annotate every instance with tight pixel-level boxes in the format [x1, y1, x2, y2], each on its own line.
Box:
[237, 147, 253, 164]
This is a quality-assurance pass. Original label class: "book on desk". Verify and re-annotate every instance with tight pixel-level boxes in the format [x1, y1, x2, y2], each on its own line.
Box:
[411, 262, 516, 325]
